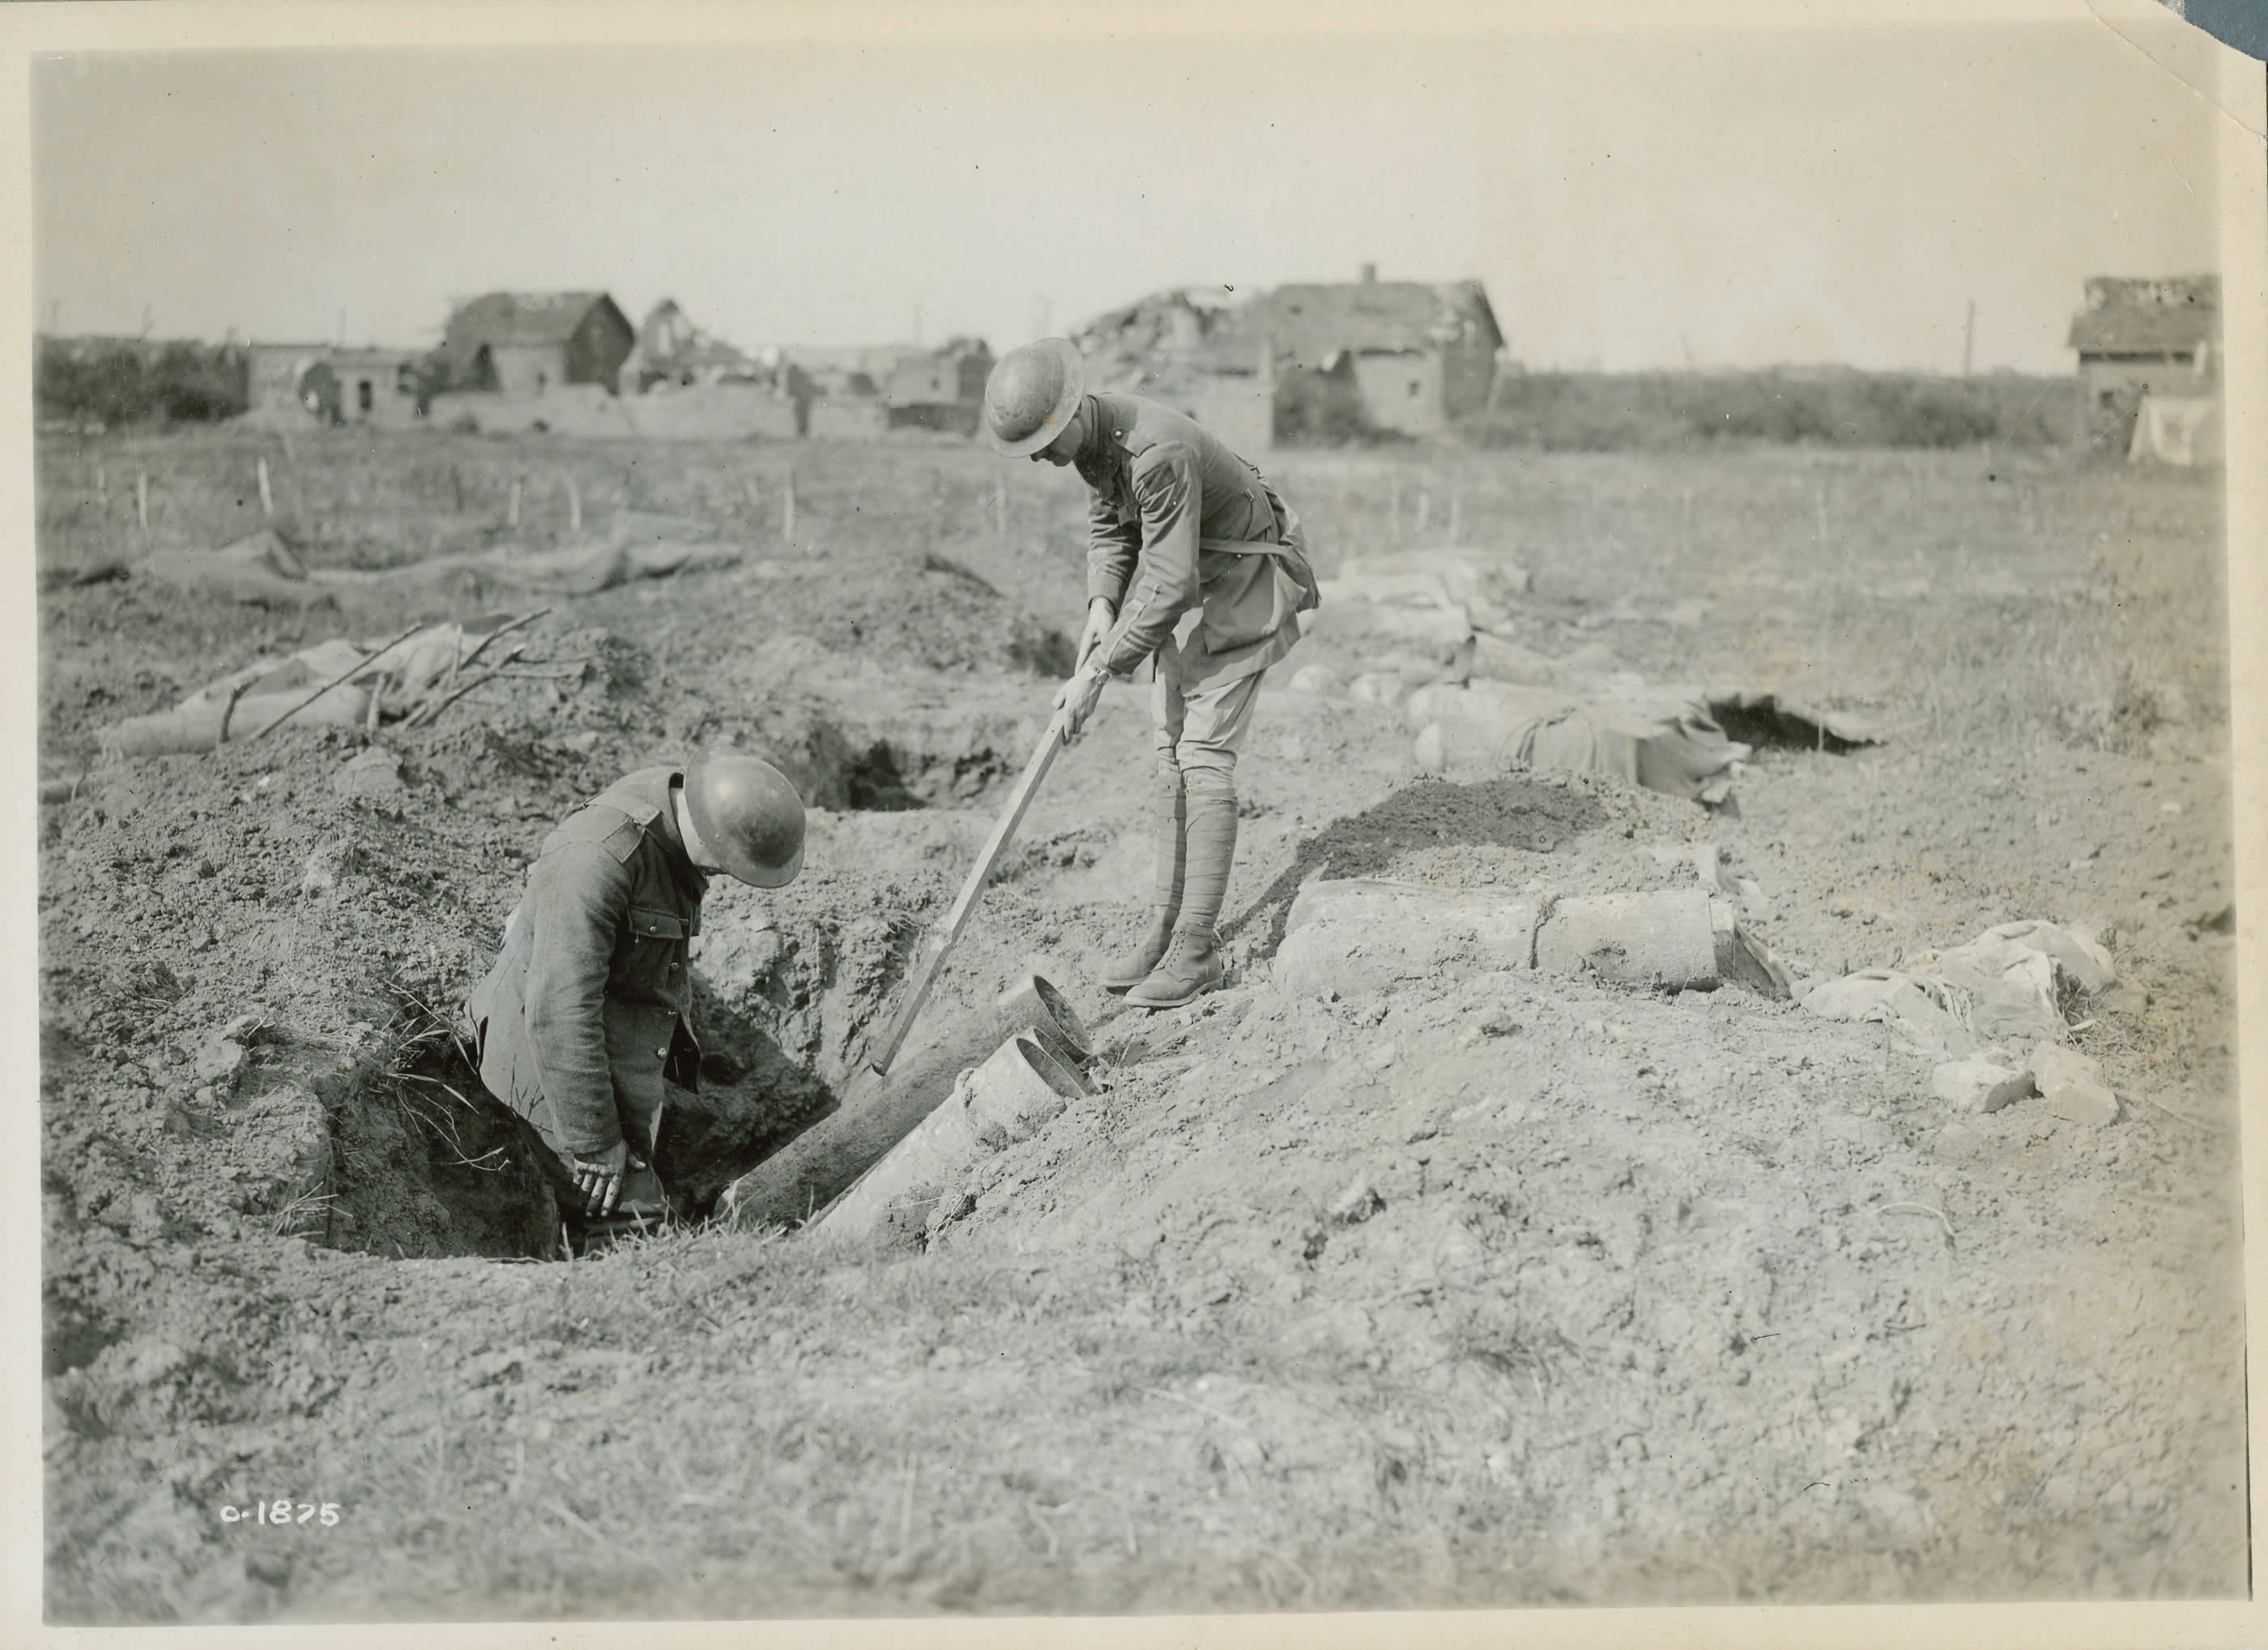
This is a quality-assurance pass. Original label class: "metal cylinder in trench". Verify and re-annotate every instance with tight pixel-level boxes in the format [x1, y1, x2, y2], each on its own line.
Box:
[720, 974, 1092, 1230]
[815, 1033, 1089, 1242]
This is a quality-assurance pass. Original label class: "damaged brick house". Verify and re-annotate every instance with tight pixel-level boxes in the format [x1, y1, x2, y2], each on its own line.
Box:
[620, 298, 760, 391]
[1253, 266, 1503, 438]
[885, 337, 995, 436]
[246, 343, 427, 428]
[1074, 270, 1503, 448]
[1072, 287, 1274, 454]
[2067, 275, 2219, 448]
[433, 291, 636, 396]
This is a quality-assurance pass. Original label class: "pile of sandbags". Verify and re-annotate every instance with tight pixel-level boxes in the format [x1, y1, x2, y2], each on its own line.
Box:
[1402, 679, 1750, 806]
[98, 616, 522, 757]
[133, 516, 744, 610]
[1798, 919, 2114, 1059]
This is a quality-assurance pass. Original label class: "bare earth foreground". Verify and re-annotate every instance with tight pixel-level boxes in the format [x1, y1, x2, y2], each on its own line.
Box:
[36, 430, 2241, 1620]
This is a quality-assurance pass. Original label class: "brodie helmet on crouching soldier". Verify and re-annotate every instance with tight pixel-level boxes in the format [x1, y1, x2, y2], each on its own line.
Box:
[684, 755, 806, 888]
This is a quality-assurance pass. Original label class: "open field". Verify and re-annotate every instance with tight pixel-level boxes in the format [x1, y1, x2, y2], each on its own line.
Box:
[37, 425, 2240, 1620]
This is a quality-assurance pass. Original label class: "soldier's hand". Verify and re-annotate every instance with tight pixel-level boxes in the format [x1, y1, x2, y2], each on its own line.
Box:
[1074, 599, 1115, 672]
[570, 1141, 629, 1216]
[1052, 665, 1108, 744]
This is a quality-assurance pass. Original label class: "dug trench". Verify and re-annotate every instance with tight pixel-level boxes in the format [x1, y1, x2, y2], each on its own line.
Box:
[39, 622, 1052, 1307]
[39, 441, 2246, 1618]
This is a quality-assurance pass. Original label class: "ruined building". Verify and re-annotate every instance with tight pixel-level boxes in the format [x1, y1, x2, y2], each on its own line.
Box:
[2067, 275, 2221, 463]
[435, 292, 636, 396]
[1252, 266, 1503, 438]
[1073, 269, 1505, 448]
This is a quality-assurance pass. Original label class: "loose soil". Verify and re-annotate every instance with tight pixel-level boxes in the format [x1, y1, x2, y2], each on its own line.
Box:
[37, 429, 2242, 1621]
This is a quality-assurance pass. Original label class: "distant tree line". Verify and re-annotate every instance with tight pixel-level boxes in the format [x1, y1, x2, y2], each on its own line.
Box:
[36, 337, 250, 428]
[1446, 370, 2078, 452]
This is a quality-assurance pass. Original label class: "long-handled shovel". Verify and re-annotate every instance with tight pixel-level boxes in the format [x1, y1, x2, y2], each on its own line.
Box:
[866, 710, 1069, 1075]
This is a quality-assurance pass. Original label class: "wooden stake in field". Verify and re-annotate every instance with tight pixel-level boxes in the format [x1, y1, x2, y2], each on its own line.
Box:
[565, 473, 582, 534]
[257, 456, 275, 519]
[508, 479, 522, 530]
[783, 468, 797, 546]
[136, 472, 149, 537]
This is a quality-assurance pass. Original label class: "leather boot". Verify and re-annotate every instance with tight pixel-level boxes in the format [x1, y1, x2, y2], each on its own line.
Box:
[1102, 773, 1186, 992]
[1102, 906, 1177, 991]
[1127, 778, 1236, 1009]
[1123, 927, 1224, 1008]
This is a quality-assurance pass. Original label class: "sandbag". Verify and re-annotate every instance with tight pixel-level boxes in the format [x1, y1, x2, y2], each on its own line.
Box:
[1410, 682, 1747, 804]
[102, 684, 373, 756]
[1972, 919, 2117, 995]
[1924, 932, 2069, 1047]
[101, 622, 484, 757]
[501, 538, 743, 596]
[1801, 970, 1977, 1058]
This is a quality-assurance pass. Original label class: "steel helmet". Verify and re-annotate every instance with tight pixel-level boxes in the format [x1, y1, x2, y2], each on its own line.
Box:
[683, 756, 806, 889]
[983, 339, 1085, 457]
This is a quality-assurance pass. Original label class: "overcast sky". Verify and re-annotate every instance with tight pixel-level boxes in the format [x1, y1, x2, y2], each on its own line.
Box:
[29, 12, 2223, 373]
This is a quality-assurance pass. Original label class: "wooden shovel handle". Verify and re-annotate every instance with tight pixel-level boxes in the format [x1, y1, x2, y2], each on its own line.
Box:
[868, 712, 1067, 1074]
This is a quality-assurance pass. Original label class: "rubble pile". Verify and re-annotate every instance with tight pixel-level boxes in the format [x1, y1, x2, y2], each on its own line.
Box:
[1072, 286, 1255, 399]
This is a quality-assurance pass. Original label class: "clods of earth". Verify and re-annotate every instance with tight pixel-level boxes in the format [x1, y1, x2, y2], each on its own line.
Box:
[36, 433, 2243, 1619]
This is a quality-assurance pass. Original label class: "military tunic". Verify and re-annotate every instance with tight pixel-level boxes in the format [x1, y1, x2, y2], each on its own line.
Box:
[466, 767, 706, 1160]
[1077, 391, 1304, 691]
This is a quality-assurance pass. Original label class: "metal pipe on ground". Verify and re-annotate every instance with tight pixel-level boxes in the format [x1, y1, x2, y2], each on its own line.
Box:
[1273, 878, 1539, 1000]
[719, 974, 1091, 1230]
[1535, 888, 1720, 991]
[1273, 878, 1743, 996]
[814, 1033, 1089, 1246]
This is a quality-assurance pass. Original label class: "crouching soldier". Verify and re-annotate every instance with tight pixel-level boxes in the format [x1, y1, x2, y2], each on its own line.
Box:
[464, 757, 806, 1241]
[983, 339, 1319, 1008]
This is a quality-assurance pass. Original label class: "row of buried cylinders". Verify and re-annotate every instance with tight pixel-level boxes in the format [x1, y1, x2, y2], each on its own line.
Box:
[723, 974, 1095, 1245]
[718, 880, 1772, 1245]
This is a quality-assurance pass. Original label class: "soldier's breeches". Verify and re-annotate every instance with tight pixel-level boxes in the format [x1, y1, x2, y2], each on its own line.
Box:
[1149, 667, 1266, 939]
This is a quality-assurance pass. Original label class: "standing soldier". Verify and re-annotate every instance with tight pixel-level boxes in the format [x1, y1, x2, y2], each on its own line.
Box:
[983, 339, 1318, 1009]
[464, 757, 806, 1242]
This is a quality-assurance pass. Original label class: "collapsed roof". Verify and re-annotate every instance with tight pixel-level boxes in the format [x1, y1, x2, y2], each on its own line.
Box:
[2068, 275, 2219, 356]
[1072, 278, 1503, 392]
[1256, 280, 1503, 370]
[625, 299, 758, 383]
[1071, 286, 1264, 397]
